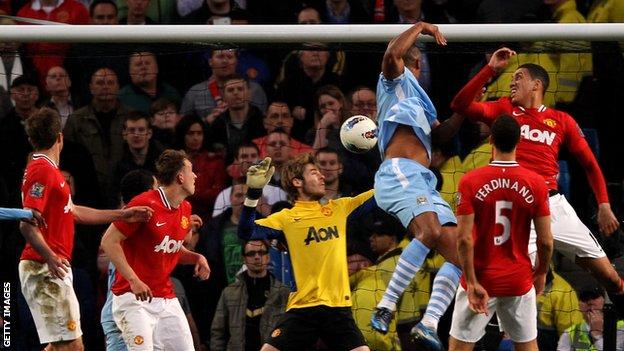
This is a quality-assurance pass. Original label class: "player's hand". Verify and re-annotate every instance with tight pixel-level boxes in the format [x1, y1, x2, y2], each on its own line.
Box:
[421, 22, 447, 46]
[190, 214, 203, 233]
[467, 283, 490, 315]
[246, 157, 275, 190]
[23, 209, 47, 228]
[597, 203, 619, 236]
[129, 278, 153, 302]
[46, 253, 70, 279]
[292, 106, 306, 121]
[488, 47, 516, 73]
[193, 254, 211, 281]
[121, 206, 154, 223]
[533, 272, 547, 295]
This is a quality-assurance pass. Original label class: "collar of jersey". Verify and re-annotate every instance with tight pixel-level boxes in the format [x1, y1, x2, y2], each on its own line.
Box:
[32, 153, 58, 168]
[294, 200, 323, 208]
[517, 105, 547, 113]
[157, 187, 174, 210]
[490, 160, 519, 167]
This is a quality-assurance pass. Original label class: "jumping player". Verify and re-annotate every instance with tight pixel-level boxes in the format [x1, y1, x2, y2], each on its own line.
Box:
[449, 115, 553, 351]
[101, 149, 211, 350]
[451, 48, 623, 305]
[19, 108, 152, 351]
[239, 154, 375, 351]
[369, 22, 464, 350]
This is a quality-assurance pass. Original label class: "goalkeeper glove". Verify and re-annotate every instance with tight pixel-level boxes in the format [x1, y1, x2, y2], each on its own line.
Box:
[245, 157, 275, 206]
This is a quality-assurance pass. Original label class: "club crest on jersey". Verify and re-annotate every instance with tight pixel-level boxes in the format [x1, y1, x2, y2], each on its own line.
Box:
[134, 336, 144, 345]
[154, 235, 184, 253]
[417, 196, 428, 206]
[67, 320, 77, 331]
[271, 329, 281, 338]
[543, 119, 556, 128]
[181, 216, 189, 230]
[29, 183, 44, 198]
[321, 207, 333, 217]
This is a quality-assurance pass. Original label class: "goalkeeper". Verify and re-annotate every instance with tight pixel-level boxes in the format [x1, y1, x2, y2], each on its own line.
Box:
[238, 153, 376, 351]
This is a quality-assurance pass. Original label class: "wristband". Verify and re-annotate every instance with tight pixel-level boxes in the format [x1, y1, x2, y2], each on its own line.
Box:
[244, 198, 259, 207]
[246, 188, 263, 200]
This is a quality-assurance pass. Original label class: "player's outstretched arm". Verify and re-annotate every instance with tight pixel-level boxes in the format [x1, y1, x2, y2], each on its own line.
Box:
[533, 215, 554, 295]
[19, 218, 69, 279]
[101, 224, 153, 302]
[457, 213, 489, 315]
[72, 205, 153, 225]
[382, 22, 446, 80]
[431, 112, 466, 145]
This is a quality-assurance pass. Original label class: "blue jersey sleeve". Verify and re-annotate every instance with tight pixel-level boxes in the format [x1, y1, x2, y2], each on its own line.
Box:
[238, 205, 285, 241]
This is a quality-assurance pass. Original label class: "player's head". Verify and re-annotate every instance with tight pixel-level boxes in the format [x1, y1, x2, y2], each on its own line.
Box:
[120, 169, 156, 206]
[155, 149, 196, 196]
[242, 240, 269, 275]
[25, 107, 63, 152]
[511, 63, 550, 104]
[490, 114, 520, 154]
[281, 153, 325, 201]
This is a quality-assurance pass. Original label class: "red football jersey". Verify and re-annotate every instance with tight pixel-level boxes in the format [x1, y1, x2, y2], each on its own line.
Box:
[112, 188, 192, 298]
[457, 161, 550, 296]
[21, 154, 74, 262]
[452, 65, 608, 203]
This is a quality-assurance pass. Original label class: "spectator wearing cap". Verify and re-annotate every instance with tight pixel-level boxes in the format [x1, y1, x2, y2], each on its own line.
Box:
[0, 75, 39, 202]
[558, 286, 624, 350]
[350, 212, 404, 350]
[253, 101, 313, 158]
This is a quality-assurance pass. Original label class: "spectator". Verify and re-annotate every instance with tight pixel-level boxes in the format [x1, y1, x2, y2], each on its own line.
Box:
[16, 0, 89, 83]
[149, 97, 181, 147]
[315, 147, 356, 200]
[0, 85, 10, 121]
[43, 66, 74, 129]
[0, 17, 35, 93]
[210, 239, 290, 351]
[297, 6, 321, 24]
[181, 49, 267, 121]
[275, 43, 343, 141]
[253, 101, 313, 158]
[557, 287, 624, 350]
[350, 212, 405, 350]
[91, 0, 119, 24]
[118, 50, 181, 114]
[64, 67, 128, 208]
[117, 0, 177, 23]
[536, 269, 584, 350]
[264, 129, 291, 187]
[114, 111, 164, 193]
[119, 0, 155, 23]
[0, 75, 39, 202]
[213, 142, 287, 217]
[175, 115, 227, 221]
[313, 0, 371, 24]
[207, 74, 265, 161]
[349, 86, 377, 121]
[182, 0, 249, 24]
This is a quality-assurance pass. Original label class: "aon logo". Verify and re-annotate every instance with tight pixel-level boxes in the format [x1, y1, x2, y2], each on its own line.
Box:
[304, 226, 339, 245]
[520, 125, 555, 145]
[154, 235, 184, 253]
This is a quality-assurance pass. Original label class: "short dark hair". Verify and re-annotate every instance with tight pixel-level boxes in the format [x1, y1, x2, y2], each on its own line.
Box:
[26, 108, 61, 150]
[155, 149, 188, 186]
[120, 169, 154, 204]
[241, 239, 269, 256]
[315, 146, 342, 163]
[174, 114, 204, 150]
[578, 286, 605, 302]
[124, 110, 151, 128]
[89, 0, 117, 16]
[149, 97, 178, 116]
[11, 75, 38, 89]
[235, 141, 260, 159]
[222, 74, 248, 87]
[518, 63, 550, 94]
[491, 114, 520, 153]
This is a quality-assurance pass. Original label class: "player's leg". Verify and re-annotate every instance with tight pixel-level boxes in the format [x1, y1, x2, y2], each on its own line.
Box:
[496, 288, 538, 351]
[319, 306, 370, 351]
[448, 286, 495, 351]
[112, 292, 158, 350]
[372, 159, 443, 333]
[265, 307, 320, 350]
[18, 261, 83, 349]
[261, 344, 281, 351]
[153, 298, 194, 350]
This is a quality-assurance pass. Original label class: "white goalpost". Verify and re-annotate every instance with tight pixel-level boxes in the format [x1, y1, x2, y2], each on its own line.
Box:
[0, 23, 623, 43]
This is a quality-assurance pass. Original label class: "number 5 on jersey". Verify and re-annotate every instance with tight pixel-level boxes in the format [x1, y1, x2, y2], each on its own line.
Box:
[494, 201, 512, 245]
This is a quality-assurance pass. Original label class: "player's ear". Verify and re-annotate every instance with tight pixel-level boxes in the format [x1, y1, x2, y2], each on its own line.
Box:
[292, 177, 303, 188]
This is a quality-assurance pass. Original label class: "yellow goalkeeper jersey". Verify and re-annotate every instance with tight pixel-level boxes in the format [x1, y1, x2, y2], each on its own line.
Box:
[255, 190, 375, 311]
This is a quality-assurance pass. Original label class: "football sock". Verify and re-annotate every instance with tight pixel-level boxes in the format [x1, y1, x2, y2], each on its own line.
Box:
[378, 238, 430, 311]
[421, 262, 462, 330]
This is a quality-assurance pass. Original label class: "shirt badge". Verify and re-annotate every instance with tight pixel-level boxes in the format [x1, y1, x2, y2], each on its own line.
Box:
[543, 118, 556, 128]
[29, 183, 45, 198]
[181, 216, 189, 230]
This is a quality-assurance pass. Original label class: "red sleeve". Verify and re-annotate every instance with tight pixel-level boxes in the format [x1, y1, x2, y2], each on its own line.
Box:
[22, 165, 52, 214]
[562, 114, 609, 204]
[451, 65, 507, 125]
[456, 176, 474, 216]
[113, 196, 147, 239]
[533, 176, 550, 217]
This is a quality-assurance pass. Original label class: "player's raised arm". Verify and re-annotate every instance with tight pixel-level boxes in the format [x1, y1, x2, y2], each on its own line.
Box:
[101, 224, 153, 302]
[238, 157, 277, 240]
[382, 22, 446, 80]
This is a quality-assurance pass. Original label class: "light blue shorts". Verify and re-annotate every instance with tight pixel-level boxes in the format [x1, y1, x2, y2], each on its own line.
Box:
[374, 158, 456, 228]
